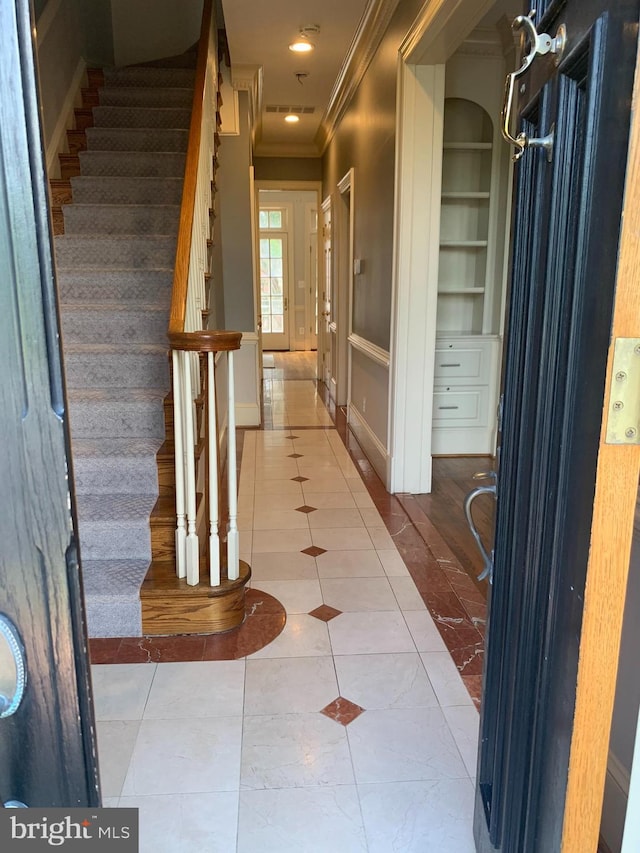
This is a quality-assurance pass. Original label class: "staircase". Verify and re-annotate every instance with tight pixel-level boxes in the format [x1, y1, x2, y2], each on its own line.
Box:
[54, 65, 196, 638]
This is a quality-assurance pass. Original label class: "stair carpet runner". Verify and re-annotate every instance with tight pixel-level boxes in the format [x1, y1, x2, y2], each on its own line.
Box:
[56, 66, 194, 638]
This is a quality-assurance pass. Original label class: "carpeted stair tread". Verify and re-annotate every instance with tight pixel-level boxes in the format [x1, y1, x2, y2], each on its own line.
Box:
[60, 302, 170, 343]
[64, 347, 169, 389]
[78, 151, 186, 178]
[56, 269, 174, 303]
[77, 492, 158, 522]
[82, 560, 151, 638]
[73, 438, 161, 495]
[68, 388, 167, 439]
[75, 494, 155, 562]
[97, 86, 193, 108]
[62, 204, 181, 235]
[70, 175, 183, 205]
[85, 126, 189, 152]
[103, 66, 196, 88]
[55, 234, 176, 268]
[91, 105, 191, 129]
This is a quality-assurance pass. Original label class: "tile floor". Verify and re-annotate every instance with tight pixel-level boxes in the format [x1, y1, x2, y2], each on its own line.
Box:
[92, 376, 480, 852]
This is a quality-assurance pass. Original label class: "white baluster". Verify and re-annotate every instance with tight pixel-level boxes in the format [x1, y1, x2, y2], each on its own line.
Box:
[226, 350, 239, 580]
[208, 351, 220, 586]
[183, 350, 199, 585]
[172, 349, 186, 578]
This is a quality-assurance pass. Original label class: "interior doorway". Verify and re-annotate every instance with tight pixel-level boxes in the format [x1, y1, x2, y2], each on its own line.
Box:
[257, 188, 319, 353]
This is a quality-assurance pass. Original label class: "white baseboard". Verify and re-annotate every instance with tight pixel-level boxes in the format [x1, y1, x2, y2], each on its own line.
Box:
[347, 403, 390, 486]
[601, 750, 631, 852]
[46, 57, 86, 178]
[236, 403, 261, 427]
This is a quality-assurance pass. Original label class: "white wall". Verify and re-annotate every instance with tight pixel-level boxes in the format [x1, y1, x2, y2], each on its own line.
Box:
[111, 0, 203, 67]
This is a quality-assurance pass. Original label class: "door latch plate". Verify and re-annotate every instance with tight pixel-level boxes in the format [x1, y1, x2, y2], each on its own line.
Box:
[605, 338, 640, 444]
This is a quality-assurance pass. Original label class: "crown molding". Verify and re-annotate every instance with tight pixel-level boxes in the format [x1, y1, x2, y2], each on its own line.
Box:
[316, 0, 401, 153]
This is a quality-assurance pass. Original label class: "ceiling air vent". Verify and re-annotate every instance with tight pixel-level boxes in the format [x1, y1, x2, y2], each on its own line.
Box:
[266, 105, 315, 114]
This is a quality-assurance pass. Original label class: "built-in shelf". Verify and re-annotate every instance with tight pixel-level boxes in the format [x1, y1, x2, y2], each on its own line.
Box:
[443, 141, 493, 150]
[438, 287, 485, 295]
[440, 240, 488, 248]
[441, 192, 490, 199]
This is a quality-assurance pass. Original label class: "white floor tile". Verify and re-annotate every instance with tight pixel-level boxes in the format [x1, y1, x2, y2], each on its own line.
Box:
[334, 653, 438, 710]
[244, 656, 338, 715]
[255, 579, 323, 613]
[253, 493, 311, 511]
[300, 475, 351, 493]
[377, 549, 409, 576]
[97, 720, 140, 798]
[238, 786, 367, 853]
[358, 508, 384, 527]
[308, 508, 366, 528]
[443, 705, 480, 777]
[121, 716, 242, 795]
[347, 707, 467, 783]
[321, 577, 399, 611]
[241, 713, 355, 790]
[143, 661, 245, 719]
[302, 491, 357, 509]
[390, 576, 427, 610]
[253, 479, 305, 496]
[358, 779, 476, 853]
[367, 526, 396, 550]
[252, 528, 312, 553]
[328, 611, 416, 655]
[119, 792, 239, 853]
[352, 492, 375, 509]
[404, 611, 448, 652]
[316, 550, 385, 578]
[92, 664, 155, 721]
[253, 509, 310, 530]
[249, 614, 331, 659]
[250, 551, 318, 581]
[420, 652, 473, 706]
[311, 527, 374, 550]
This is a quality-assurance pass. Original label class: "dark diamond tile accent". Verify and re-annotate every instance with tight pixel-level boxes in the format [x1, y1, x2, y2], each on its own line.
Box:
[321, 697, 365, 726]
[295, 505, 317, 514]
[291, 476, 309, 483]
[288, 453, 303, 458]
[287, 435, 299, 440]
[309, 604, 342, 622]
[301, 545, 327, 557]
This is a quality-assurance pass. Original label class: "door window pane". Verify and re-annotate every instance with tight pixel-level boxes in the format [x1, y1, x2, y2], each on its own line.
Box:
[270, 278, 283, 295]
[262, 316, 271, 333]
[259, 211, 269, 228]
[260, 239, 269, 258]
[269, 239, 283, 258]
[272, 315, 284, 333]
[268, 210, 282, 228]
[259, 233, 287, 338]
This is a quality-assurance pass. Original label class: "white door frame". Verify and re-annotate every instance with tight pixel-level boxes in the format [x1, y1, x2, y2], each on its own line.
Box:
[335, 168, 354, 408]
[319, 195, 332, 387]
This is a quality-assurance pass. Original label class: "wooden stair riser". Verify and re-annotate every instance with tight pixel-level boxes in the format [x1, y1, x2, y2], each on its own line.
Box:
[151, 522, 175, 561]
[74, 108, 94, 131]
[81, 88, 100, 108]
[59, 154, 81, 180]
[67, 129, 87, 155]
[86, 68, 105, 88]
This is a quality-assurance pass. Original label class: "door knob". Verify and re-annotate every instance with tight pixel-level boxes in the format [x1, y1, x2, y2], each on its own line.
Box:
[464, 472, 497, 583]
[0, 614, 27, 719]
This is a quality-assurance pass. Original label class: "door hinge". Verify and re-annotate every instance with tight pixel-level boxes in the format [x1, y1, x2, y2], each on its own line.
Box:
[605, 338, 640, 444]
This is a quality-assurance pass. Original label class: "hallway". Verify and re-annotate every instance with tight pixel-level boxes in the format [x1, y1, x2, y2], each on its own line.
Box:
[90, 353, 480, 851]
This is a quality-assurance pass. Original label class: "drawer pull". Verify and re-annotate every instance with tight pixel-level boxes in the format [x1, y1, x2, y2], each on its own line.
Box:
[439, 362, 461, 368]
[439, 405, 459, 410]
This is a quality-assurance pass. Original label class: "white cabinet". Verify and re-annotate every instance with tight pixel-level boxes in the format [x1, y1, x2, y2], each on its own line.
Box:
[431, 50, 511, 456]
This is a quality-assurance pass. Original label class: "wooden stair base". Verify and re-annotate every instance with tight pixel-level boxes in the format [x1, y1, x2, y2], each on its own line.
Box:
[141, 558, 251, 635]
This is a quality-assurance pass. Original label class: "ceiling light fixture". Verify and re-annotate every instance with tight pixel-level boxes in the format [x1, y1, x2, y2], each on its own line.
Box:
[284, 114, 300, 123]
[289, 25, 320, 53]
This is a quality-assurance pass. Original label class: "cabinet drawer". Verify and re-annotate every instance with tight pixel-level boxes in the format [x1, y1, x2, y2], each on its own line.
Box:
[434, 347, 484, 381]
[433, 386, 489, 427]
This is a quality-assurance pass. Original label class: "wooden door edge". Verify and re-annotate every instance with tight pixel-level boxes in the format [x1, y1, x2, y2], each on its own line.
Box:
[561, 26, 640, 853]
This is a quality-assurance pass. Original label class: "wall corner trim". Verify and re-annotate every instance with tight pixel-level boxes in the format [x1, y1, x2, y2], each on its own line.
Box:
[348, 333, 390, 367]
[45, 57, 86, 176]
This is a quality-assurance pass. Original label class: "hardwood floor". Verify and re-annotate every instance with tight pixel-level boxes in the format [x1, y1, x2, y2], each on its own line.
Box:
[412, 456, 496, 598]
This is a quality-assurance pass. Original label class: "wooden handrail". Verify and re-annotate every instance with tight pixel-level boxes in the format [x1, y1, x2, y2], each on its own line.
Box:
[168, 330, 242, 352]
[168, 0, 214, 335]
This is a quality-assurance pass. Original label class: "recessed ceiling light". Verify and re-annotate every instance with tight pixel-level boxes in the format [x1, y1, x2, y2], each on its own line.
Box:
[284, 114, 300, 123]
[289, 36, 314, 53]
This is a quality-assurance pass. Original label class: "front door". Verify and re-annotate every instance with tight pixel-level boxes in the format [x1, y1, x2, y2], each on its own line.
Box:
[319, 199, 333, 388]
[259, 211, 290, 351]
[0, 0, 99, 807]
[475, 1, 640, 851]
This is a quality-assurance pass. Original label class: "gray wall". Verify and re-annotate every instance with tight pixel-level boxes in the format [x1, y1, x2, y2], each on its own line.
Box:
[322, 0, 425, 353]
[75, 0, 114, 68]
[37, 0, 84, 150]
[254, 157, 322, 182]
[218, 91, 256, 332]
